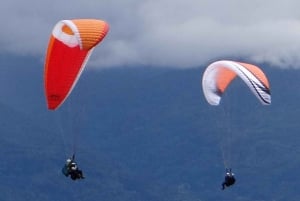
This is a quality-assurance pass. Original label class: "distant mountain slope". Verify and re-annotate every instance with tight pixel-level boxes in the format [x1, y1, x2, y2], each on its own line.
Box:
[0, 54, 300, 200]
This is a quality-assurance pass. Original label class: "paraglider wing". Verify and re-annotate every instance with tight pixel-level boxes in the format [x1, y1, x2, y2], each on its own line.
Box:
[202, 60, 271, 105]
[44, 19, 109, 110]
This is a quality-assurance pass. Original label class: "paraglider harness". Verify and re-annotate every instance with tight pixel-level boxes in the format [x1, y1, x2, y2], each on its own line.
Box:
[222, 168, 235, 190]
[62, 154, 84, 180]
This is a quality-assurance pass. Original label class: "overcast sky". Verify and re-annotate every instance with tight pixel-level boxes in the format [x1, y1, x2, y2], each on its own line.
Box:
[1, 0, 300, 69]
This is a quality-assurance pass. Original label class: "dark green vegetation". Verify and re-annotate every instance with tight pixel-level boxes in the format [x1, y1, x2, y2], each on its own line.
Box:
[0, 55, 299, 200]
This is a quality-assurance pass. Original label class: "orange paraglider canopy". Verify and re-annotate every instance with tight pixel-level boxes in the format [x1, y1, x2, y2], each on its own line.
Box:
[44, 19, 109, 110]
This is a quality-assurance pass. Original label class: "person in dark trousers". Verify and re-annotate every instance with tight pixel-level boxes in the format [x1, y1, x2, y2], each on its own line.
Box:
[62, 154, 85, 180]
[222, 168, 235, 190]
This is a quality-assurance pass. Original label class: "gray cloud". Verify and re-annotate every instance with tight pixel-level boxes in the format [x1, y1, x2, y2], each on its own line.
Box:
[1, 0, 300, 68]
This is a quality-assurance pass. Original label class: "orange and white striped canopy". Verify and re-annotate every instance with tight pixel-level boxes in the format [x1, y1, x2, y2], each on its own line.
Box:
[202, 60, 271, 105]
[44, 19, 109, 110]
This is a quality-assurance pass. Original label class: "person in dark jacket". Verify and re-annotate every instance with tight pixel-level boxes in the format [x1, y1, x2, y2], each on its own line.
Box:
[222, 168, 235, 190]
[62, 155, 84, 180]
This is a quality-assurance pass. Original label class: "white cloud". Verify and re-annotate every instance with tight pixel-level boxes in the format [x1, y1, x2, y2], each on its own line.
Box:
[1, 0, 300, 68]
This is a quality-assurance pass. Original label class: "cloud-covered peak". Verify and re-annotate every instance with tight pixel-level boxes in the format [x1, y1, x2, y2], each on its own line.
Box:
[1, 0, 300, 68]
